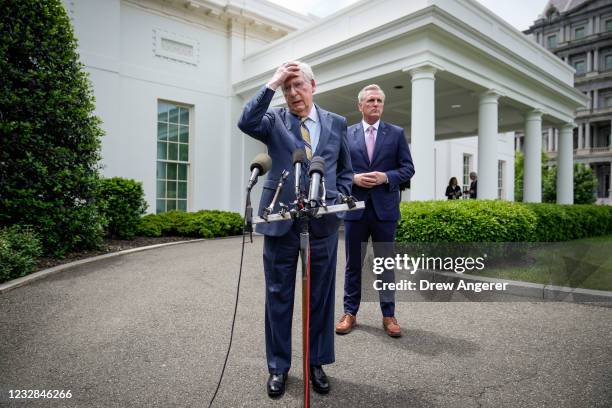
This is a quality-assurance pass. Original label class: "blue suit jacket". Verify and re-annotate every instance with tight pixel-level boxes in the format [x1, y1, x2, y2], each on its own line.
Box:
[344, 121, 414, 222]
[238, 86, 353, 237]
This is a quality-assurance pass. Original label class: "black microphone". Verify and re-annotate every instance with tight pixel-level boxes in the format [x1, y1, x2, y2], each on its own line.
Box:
[292, 149, 306, 198]
[307, 156, 325, 207]
[247, 153, 272, 191]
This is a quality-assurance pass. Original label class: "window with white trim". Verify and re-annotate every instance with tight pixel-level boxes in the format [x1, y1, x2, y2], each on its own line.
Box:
[498, 160, 506, 200]
[156, 101, 190, 213]
[463, 154, 473, 194]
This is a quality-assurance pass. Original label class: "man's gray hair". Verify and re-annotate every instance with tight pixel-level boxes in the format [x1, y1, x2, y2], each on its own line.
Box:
[296, 61, 315, 83]
[470, 171, 477, 178]
[358, 84, 386, 103]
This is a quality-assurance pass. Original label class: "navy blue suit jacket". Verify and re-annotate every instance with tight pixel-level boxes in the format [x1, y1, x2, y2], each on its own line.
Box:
[344, 121, 414, 222]
[238, 86, 353, 237]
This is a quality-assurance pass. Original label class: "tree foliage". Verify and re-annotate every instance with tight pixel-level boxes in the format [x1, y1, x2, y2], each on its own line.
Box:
[0, 0, 104, 256]
[515, 151, 597, 204]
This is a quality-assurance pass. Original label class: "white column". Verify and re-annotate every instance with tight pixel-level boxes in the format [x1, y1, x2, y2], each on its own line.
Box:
[587, 50, 592, 72]
[524, 110, 543, 203]
[594, 89, 599, 109]
[578, 123, 584, 149]
[478, 90, 500, 199]
[585, 122, 591, 148]
[547, 128, 554, 152]
[594, 48, 599, 71]
[557, 123, 574, 204]
[408, 66, 436, 200]
[609, 161, 612, 198]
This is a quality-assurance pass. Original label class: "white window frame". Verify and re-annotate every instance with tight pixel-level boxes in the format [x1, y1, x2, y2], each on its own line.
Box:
[156, 101, 192, 213]
[463, 154, 473, 194]
[498, 160, 506, 200]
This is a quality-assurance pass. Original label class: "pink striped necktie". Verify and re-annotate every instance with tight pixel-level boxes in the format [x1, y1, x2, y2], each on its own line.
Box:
[366, 126, 375, 162]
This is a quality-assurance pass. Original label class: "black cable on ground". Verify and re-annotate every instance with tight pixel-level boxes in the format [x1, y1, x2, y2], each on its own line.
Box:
[207, 205, 249, 408]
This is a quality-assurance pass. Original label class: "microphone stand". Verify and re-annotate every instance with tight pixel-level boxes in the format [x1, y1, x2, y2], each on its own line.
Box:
[252, 169, 364, 408]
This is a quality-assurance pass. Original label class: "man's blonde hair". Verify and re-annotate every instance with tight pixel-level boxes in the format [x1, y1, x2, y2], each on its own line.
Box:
[358, 84, 386, 103]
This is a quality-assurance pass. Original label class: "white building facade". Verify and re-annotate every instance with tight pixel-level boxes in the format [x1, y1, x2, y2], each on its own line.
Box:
[64, 0, 585, 213]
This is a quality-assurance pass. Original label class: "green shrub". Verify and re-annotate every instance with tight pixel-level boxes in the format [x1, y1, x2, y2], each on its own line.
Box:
[0, 0, 105, 256]
[0, 225, 43, 283]
[542, 164, 597, 204]
[98, 178, 147, 239]
[136, 210, 243, 238]
[397, 201, 612, 243]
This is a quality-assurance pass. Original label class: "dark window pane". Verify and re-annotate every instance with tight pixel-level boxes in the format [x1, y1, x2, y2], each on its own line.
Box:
[606, 55, 612, 69]
[158, 102, 169, 122]
[168, 143, 179, 161]
[179, 107, 189, 125]
[157, 122, 168, 141]
[178, 164, 188, 180]
[157, 180, 166, 198]
[178, 181, 187, 199]
[167, 200, 176, 211]
[169, 124, 178, 142]
[177, 200, 187, 211]
[169, 106, 179, 124]
[167, 163, 177, 180]
[179, 144, 189, 161]
[179, 125, 189, 143]
[167, 181, 177, 198]
[156, 199, 165, 213]
[157, 162, 165, 179]
[157, 142, 167, 160]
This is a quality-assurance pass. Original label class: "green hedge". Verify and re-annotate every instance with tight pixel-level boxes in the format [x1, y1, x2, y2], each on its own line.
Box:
[137, 210, 243, 238]
[397, 200, 612, 243]
[0, 225, 43, 283]
[98, 177, 147, 239]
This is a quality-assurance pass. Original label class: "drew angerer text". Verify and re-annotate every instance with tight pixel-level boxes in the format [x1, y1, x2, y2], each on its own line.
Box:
[373, 279, 508, 293]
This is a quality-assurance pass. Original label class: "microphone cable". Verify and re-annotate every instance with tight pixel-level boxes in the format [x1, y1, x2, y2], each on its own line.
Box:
[207, 201, 250, 408]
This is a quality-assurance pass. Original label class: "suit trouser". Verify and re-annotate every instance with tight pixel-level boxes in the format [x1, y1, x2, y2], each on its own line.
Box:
[344, 203, 397, 317]
[263, 224, 337, 375]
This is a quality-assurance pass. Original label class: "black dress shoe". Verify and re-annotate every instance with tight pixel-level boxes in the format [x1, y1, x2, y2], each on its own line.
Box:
[310, 365, 330, 394]
[267, 373, 287, 398]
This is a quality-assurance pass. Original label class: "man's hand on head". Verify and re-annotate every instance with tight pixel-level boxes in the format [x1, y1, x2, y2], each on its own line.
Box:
[267, 62, 300, 90]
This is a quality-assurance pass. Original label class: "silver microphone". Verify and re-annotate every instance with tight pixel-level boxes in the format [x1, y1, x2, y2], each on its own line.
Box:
[307, 156, 325, 207]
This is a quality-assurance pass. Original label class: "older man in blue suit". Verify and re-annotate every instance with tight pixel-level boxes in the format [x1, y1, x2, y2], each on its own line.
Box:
[238, 61, 352, 398]
[335, 84, 414, 338]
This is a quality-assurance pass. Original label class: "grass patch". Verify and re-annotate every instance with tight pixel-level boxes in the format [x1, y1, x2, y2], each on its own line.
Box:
[470, 235, 612, 291]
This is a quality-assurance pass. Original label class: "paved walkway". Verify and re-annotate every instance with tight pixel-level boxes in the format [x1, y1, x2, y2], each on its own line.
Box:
[1, 236, 611, 407]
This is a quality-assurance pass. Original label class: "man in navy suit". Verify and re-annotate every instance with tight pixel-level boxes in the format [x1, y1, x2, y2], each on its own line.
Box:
[335, 84, 414, 338]
[237, 61, 352, 398]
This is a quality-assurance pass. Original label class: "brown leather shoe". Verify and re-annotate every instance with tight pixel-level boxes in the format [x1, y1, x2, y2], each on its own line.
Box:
[335, 313, 356, 334]
[382, 317, 402, 337]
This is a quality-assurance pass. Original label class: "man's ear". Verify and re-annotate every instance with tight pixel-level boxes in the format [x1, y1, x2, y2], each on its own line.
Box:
[311, 79, 316, 93]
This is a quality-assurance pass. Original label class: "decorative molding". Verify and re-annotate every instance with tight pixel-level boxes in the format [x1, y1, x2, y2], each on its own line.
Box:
[153, 29, 199, 66]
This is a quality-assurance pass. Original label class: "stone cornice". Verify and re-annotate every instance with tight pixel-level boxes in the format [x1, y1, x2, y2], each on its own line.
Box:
[234, 2, 587, 114]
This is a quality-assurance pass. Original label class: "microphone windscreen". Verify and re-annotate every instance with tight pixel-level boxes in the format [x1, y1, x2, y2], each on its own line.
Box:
[250, 153, 272, 175]
[292, 149, 306, 165]
[308, 156, 325, 176]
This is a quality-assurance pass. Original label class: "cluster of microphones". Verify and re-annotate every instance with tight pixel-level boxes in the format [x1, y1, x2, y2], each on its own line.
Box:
[246, 149, 356, 225]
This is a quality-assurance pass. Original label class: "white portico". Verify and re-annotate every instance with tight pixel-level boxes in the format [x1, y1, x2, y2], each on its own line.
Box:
[232, 0, 587, 205]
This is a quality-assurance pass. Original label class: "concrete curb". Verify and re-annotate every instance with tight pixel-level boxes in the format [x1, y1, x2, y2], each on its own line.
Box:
[0, 238, 209, 295]
[434, 270, 612, 303]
